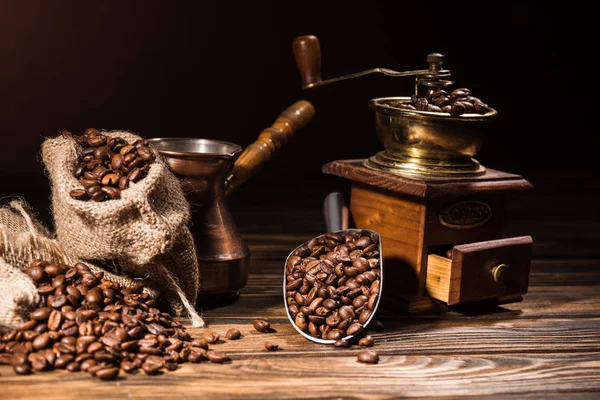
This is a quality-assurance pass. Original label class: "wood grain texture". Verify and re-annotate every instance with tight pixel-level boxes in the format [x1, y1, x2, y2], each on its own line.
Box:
[1, 176, 599, 399]
[321, 159, 534, 198]
[425, 254, 453, 303]
[350, 182, 427, 295]
[449, 236, 533, 305]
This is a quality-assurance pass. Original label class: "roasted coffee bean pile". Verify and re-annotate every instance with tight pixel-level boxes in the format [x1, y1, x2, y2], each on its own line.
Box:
[386, 88, 491, 116]
[0, 260, 230, 379]
[285, 230, 381, 341]
[66, 129, 155, 202]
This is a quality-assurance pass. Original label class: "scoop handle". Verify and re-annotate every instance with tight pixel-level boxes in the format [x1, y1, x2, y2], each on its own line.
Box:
[323, 192, 349, 232]
[225, 100, 315, 195]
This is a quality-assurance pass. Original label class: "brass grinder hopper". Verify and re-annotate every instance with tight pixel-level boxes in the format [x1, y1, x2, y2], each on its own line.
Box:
[292, 35, 498, 180]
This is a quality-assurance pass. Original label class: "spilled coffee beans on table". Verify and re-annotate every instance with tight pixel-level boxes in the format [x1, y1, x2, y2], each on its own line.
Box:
[285, 230, 381, 341]
[0, 260, 230, 380]
[66, 128, 155, 202]
[385, 87, 491, 116]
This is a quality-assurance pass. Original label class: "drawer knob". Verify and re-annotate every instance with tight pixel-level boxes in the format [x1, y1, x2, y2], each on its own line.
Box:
[491, 264, 509, 283]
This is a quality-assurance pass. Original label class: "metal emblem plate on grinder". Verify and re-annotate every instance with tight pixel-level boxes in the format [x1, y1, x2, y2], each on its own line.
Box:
[439, 200, 492, 229]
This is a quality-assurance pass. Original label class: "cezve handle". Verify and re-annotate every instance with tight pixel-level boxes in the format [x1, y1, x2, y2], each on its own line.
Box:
[323, 192, 349, 232]
[225, 100, 316, 195]
[293, 35, 322, 89]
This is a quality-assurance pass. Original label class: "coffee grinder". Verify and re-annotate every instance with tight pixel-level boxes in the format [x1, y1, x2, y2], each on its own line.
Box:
[293, 35, 534, 313]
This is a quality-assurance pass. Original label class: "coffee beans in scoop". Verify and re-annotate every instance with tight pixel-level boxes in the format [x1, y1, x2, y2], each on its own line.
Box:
[0, 259, 230, 379]
[385, 87, 491, 116]
[65, 128, 156, 202]
[285, 230, 381, 341]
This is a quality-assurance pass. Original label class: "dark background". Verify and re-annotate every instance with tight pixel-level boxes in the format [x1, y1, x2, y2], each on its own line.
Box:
[1, 0, 597, 227]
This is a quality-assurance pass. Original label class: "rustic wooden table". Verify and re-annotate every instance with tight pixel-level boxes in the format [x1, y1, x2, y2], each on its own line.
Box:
[1, 173, 599, 399]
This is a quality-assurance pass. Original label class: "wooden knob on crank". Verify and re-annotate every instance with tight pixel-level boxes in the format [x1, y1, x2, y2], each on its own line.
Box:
[293, 35, 322, 88]
[225, 100, 316, 195]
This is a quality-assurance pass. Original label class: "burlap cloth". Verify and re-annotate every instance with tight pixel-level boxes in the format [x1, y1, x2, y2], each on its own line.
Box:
[0, 200, 162, 332]
[0, 130, 204, 331]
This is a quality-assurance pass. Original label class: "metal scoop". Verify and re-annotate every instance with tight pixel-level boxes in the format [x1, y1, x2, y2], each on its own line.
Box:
[283, 192, 384, 344]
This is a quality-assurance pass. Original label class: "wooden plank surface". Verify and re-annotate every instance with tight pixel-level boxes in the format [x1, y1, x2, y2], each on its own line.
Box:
[1, 176, 599, 399]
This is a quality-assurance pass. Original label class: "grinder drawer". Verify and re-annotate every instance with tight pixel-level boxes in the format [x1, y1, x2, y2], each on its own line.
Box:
[425, 236, 533, 305]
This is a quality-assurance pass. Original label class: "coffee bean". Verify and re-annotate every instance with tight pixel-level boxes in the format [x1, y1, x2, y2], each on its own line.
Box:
[451, 88, 470, 97]
[128, 168, 142, 183]
[431, 89, 447, 99]
[120, 360, 136, 373]
[13, 363, 32, 375]
[69, 189, 88, 200]
[84, 288, 103, 305]
[48, 310, 62, 331]
[96, 367, 120, 380]
[67, 362, 81, 372]
[294, 313, 307, 331]
[91, 191, 106, 202]
[358, 309, 373, 324]
[326, 329, 344, 340]
[31, 356, 48, 371]
[253, 319, 271, 333]
[101, 173, 120, 186]
[226, 329, 241, 340]
[346, 323, 363, 336]
[55, 354, 74, 369]
[80, 358, 97, 372]
[206, 351, 230, 364]
[474, 101, 489, 114]
[334, 340, 351, 348]
[25, 265, 47, 282]
[202, 332, 219, 344]
[101, 186, 121, 200]
[357, 350, 379, 364]
[137, 146, 155, 161]
[87, 134, 107, 147]
[118, 176, 130, 190]
[32, 333, 50, 350]
[358, 335, 375, 347]
[293, 245, 311, 258]
[30, 307, 52, 322]
[264, 342, 279, 351]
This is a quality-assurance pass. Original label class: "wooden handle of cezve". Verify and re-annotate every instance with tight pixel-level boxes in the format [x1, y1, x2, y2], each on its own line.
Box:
[292, 35, 322, 88]
[225, 100, 316, 195]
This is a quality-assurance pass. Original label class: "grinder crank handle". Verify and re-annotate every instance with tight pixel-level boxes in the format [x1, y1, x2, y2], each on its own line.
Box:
[225, 100, 316, 195]
[293, 35, 442, 89]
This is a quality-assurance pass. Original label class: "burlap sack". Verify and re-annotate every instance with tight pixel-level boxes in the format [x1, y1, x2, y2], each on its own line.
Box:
[0, 200, 157, 332]
[41, 131, 202, 327]
[0, 255, 39, 333]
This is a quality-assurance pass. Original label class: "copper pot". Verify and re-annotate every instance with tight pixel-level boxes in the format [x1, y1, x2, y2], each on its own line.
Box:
[147, 100, 315, 301]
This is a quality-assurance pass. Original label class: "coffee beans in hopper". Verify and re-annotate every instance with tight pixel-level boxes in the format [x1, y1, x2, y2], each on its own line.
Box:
[285, 230, 381, 341]
[65, 128, 156, 202]
[0, 259, 231, 379]
[385, 87, 491, 117]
